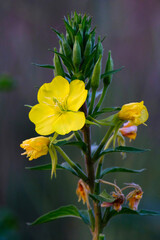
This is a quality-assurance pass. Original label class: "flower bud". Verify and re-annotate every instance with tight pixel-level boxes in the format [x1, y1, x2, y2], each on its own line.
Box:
[91, 55, 102, 90]
[72, 36, 82, 71]
[84, 35, 92, 57]
[53, 48, 65, 77]
[103, 50, 114, 86]
[20, 136, 50, 161]
[95, 36, 103, 62]
[118, 101, 149, 126]
[61, 34, 72, 58]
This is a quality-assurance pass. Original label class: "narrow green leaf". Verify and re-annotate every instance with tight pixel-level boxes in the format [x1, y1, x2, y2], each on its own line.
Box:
[85, 119, 100, 127]
[28, 205, 82, 225]
[100, 146, 150, 157]
[92, 107, 121, 117]
[50, 27, 62, 40]
[101, 167, 146, 178]
[101, 67, 124, 78]
[24, 104, 32, 108]
[107, 207, 160, 221]
[26, 162, 79, 177]
[54, 140, 87, 152]
[31, 63, 55, 69]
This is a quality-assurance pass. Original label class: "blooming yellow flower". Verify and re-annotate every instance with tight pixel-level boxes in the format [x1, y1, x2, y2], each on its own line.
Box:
[29, 76, 88, 135]
[20, 136, 50, 160]
[118, 101, 149, 126]
[119, 121, 137, 140]
[126, 187, 143, 211]
[76, 179, 90, 208]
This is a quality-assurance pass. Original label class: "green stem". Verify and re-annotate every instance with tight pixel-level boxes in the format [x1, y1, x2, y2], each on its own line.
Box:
[89, 89, 96, 115]
[55, 146, 87, 181]
[94, 85, 107, 113]
[92, 126, 115, 162]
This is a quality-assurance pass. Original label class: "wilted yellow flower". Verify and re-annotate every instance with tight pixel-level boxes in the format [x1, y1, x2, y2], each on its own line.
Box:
[29, 76, 88, 135]
[76, 179, 90, 208]
[118, 101, 149, 126]
[119, 121, 137, 140]
[126, 187, 143, 211]
[101, 191, 125, 212]
[20, 136, 50, 160]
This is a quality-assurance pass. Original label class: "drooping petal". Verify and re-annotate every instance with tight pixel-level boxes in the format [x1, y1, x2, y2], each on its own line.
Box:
[67, 80, 88, 111]
[53, 111, 85, 135]
[38, 76, 70, 106]
[29, 104, 61, 135]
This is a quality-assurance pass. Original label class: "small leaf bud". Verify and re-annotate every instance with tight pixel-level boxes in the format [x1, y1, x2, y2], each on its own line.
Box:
[103, 50, 114, 86]
[91, 55, 102, 90]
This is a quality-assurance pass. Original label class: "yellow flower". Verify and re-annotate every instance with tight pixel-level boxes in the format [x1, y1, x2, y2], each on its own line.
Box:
[119, 121, 137, 140]
[20, 136, 50, 160]
[76, 179, 90, 208]
[118, 101, 149, 126]
[29, 76, 88, 135]
[126, 187, 143, 211]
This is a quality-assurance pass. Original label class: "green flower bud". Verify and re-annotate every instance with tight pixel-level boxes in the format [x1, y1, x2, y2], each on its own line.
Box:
[95, 36, 103, 63]
[91, 55, 102, 90]
[72, 36, 82, 71]
[53, 48, 65, 77]
[84, 35, 92, 57]
[103, 50, 114, 86]
[61, 34, 72, 58]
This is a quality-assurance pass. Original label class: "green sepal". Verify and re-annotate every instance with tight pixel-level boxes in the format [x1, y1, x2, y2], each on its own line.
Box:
[85, 119, 101, 127]
[31, 63, 55, 69]
[99, 146, 150, 157]
[89, 190, 115, 203]
[72, 36, 82, 71]
[48, 146, 57, 178]
[94, 36, 103, 63]
[100, 167, 146, 178]
[28, 205, 90, 226]
[91, 55, 102, 90]
[101, 66, 124, 79]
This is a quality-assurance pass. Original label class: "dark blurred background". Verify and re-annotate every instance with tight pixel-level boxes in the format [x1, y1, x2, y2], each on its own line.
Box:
[0, 0, 160, 239]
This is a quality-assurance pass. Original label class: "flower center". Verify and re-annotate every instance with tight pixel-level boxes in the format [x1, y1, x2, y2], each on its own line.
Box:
[53, 97, 68, 112]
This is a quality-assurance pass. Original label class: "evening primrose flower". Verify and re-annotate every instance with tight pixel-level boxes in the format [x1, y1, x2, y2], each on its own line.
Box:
[119, 121, 138, 141]
[29, 76, 88, 135]
[20, 136, 50, 160]
[126, 184, 143, 210]
[118, 101, 149, 126]
[76, 179, 90, 208]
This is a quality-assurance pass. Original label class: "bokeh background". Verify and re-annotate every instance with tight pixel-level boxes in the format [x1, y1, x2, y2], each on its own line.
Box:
[0, 0, 160, 239]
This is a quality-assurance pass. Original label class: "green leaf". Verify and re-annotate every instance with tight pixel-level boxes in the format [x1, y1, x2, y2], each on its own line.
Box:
[54, 140, 87, 152]
[106, 207, 160, 221]
[26, 162, 79, 177]
[92, 107, 121, 117]
[89, 190, 114, 203]
[85, 119, 100, 127]
[28, 205, 90, 226]
[101, 67, 124, 78]
[101, 167, 146, 178]
[31, 63, 55, 69]
[50, 27, 62, 40]
[100, 146, 150, 157]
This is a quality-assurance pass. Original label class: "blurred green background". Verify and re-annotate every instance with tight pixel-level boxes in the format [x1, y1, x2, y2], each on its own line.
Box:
[0, 0, 160, 239]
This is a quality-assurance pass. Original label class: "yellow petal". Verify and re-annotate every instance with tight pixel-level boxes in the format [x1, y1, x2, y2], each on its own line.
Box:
[53, 111, 85, 135]
[29, 104, 61, 135]
[67, 80, 88, 111]
[38, 76, 70, 105]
